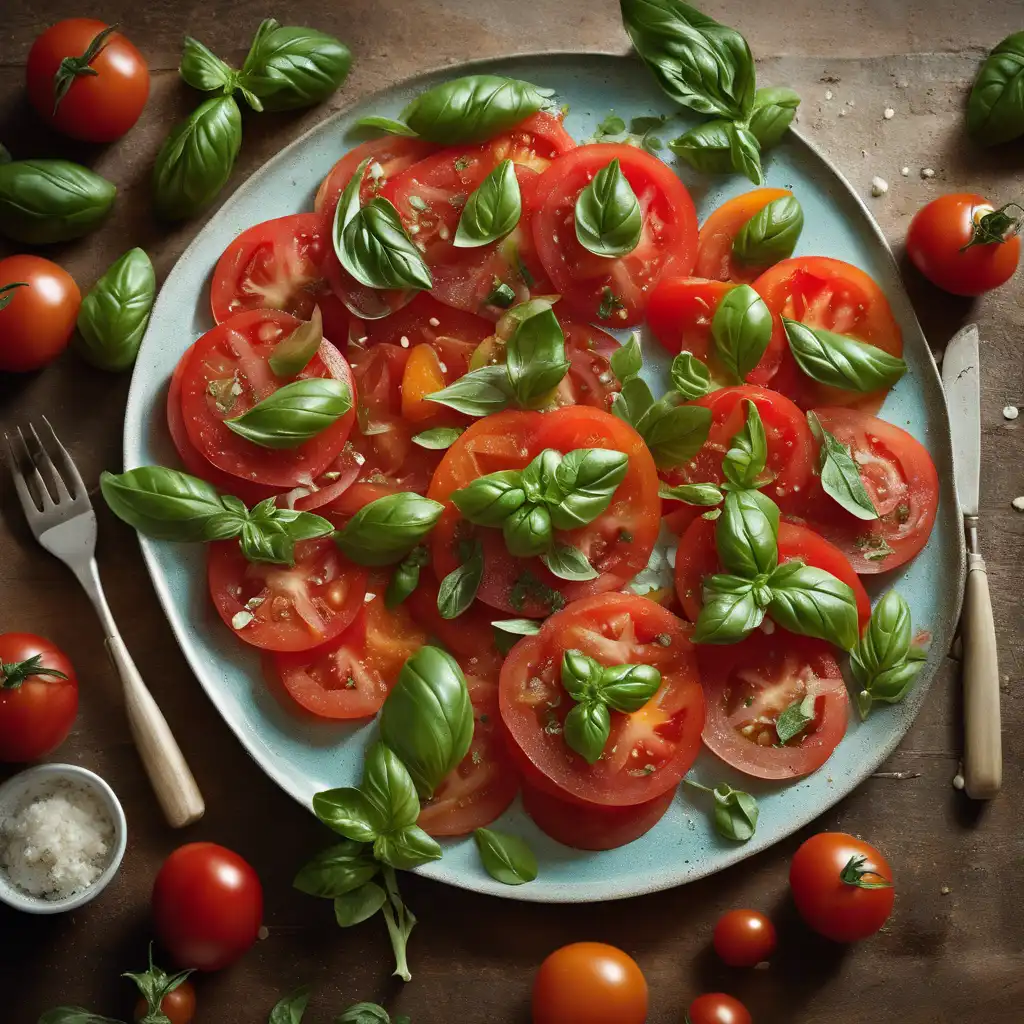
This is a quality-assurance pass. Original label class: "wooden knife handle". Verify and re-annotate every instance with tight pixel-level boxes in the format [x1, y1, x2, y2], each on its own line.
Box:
[962, 554, 1002, 800]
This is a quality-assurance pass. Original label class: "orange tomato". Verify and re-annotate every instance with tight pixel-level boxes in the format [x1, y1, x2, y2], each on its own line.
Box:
[532, 942, 648, 1024]
[401, 343, 447, 422]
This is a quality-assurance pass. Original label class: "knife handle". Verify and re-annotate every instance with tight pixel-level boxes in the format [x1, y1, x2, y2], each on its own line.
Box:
[962, 553, 1002, 800]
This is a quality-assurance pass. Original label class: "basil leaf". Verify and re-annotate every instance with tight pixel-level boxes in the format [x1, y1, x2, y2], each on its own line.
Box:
[721, 399, 768, 489]
[453, 470, 527, 526]
[713, 784, 758, 841]
[621, 0, 756, 120]
[238, 19, 351, 111]
[336, 1003, 392, 1024]
[598, 663, 662, 712]
[732, 195, 804, 269]
[716, 488, 779, 577]
[611, 375, 656, 427]
[0, 159, 116, 244]
[574, 158, 643, 258]
[711, 284, 773, 383]
[807, 411, 878, 521]
[775, 693, 816, 744]
[426, 364, 513, 416]
[670, 351, 714, 399]
[293, 840, 378, 898]
[692, 574, 764, 644]
[374, 825, 443, 870]
[474, 828, 538, 886]
[748, 86, 801, 148]
[354, 115, 420, 137]
[729, 123, 764, 185]
[550, 448, 629, 530]
[658, 482, 724, 506]
[401, 75, 553, 144]
[638, 398, 712, 469]
[455, 159, 521, 248]
[496, 296, 561, 338]
[75, 248, 155, 372]
[506, 308, 570, 408]
[238, 509, 333, 567]
[153, 95, 242, 220]
[492, 618, 542, 639]
[782, 318, 908, 393]
[561, 649, 604, 699]
[595, 113, 627, 138]
[542, 542, 598, 581]
[225, 378, 351, 450]
[312, 787, 385, 843]
[334, 881, 387, 927]
[380, 645, 474, 798]
[668, 119, 734, 175]
[767, 560, 860, 650]
[503, 503, 553, 558]
[563, 700, 611, 764]
[37, 1010, 122, 1024]
[180, 36, 237, 94]
[437, 539, 483, 618]
[412, 426, 464, 449]
[855, 651, 926, 720]
[385, 545, 430, 607]
[521, 449, 564, 506]
[340, 196, 433, 291]
[269, 307, 323, 378]
[335, 492, 444, 566]
[967, 31, 1024, 146]
[361, 742, 420, 833]
[268, 985, 311, 1024]
[610, 334, 642, 382]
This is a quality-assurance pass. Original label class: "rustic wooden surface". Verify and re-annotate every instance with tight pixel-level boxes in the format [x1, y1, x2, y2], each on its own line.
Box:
[1, 2, 1023, 1022]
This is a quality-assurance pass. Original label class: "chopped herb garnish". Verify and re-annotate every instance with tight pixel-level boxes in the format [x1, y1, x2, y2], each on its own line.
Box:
[654, 633, 672, 647]
[485, 278, 516, 307]
[856, 534, 896, 561]
[454, 155, 470, 171]
[597, 286, 626, 320]
[509, 570, 565, 613]
[895, 504, 911, 524]
[618, 528, 634, 543]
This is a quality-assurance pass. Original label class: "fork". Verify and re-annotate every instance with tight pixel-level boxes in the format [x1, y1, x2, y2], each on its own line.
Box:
[4, 418, 204, 828]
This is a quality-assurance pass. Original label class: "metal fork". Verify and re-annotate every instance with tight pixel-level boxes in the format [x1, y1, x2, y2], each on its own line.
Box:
[4, 419, 204, 828]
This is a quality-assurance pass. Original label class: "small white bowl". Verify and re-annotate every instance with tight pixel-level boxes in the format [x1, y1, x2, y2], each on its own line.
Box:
[0, 763, 127, 914]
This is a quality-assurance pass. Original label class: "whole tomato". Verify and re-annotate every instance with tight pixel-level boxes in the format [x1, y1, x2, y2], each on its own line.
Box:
[532, 942, 648, 1024]
[906, 193, 1020, 296]
[713, 909, 777, 967]
[687, 993, 752, 1024]
[134, 980, 197, 1024]
[0, 633, 78, 761]
[26, 19, 149, 142]
[0, 256, 80, 372]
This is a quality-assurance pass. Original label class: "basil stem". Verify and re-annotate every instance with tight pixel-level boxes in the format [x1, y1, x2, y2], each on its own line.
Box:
[574, 158, 643, 258]
[670, 352, 714, 399]
[748, 86, 801, 148]
[437, 539, 484, 619]
[766, 559, 860, 650]
[807, 411, 878, 521]
[967, 31, 1024, 146]
[334, 492, 444, 566]
[782, 318, 908, 393]
[711, 284, 773, 383]
[474, 828, 538, 886]
[268, 307, 323, 378]
[721, 399, 769, 489]
[454, 159, 522, 248]
[180, 36, 237, 94]
[225, 378, 352, 449]
[268, 987, 312, 1024]
[733, 195, 804, 269]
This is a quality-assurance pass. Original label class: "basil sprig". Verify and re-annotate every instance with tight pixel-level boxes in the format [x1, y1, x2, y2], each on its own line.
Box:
[967, 31, 1024, 146]
[225, 378, 352, 449]
[75, 248, 155, 372]
[684, 778, 759, 841]
[180, 36, 239, 96]
[807, 412, 878, 521]
[437, 539, 484, 619]
[733, 195, 804, 269]
[474, 828, 538, 886]
[123, 946, 194, 1024]
[747, 86, 801, 147]
[850, 591, 928, 719]
[574, 158, 643, 258]
[268, 987, 312, 1024]
[692, 573, 767, 644]
[782, 318, 908, 394]
[455, 159, 521, 247]
[670, 351, 714, 399]
[334, 492, 444, 566]
[722, 399, 770, 489]
[269, 307, 323, 378]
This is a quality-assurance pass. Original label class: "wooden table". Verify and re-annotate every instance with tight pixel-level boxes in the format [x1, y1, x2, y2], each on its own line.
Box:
[2, 2, 1023, 1021]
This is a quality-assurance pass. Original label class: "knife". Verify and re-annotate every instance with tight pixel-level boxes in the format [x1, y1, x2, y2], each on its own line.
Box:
[942, 323, 1001, 799]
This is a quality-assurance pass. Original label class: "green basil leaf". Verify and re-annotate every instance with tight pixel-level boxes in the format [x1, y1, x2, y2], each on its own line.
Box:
[385, 545, 430, 608]
[716, 488, 779, 577]
[426, 364, 513, 416]
[574, 158, 643, 258]
[153, 95, 242, 221]
[721, 399, 768, 489]
[732, 195, 804, 269]
[496, 296, 561, 339]
[638, 397, 713, 469]
[335, 492, 444, 566]
[37, 1010, 123, 1024]
[782, 318, 908, 393]
[668, 119, 734, 175]
[269, 307, 323, 378]
[492, 618, 542, 639]
[412, 426, 465, 449]
[455, 159, 522, 248]
[658, 482, 723, 506]
[711, 284, 773, 383]
[506, 308, 570, 408]
[748, 86, 801, 148]
[692, 574, 764, 644]
[775, 693, 817, 744]
[767, 560, 860, 650]
[621, 0, 756, 120]
[354, 115, 420, 137]
[437, 539, 483, 619]
[563, 700, 611, 764]
[237, 510, 333, 567]
[729, 123, 764, 185]
[361, 742, 420, 833]
[226, 378, 351, 450]
[855, 651, 926, 719]
[333, 880, 387, 928]
[598, 663, 662, 712]
[611, 375, 656, 427]
[453, 470, 526, 526]
[521, 449, 564, 506]
[712, 784, 759, 841]
[542, 542, 597, 581]
[550, 448, 629, 530]
[380, 645, 474, 798]
[484, 277, 516, 307]
[75, 248, 155, 372]
[0, 159, 116, 244]
[967, 31, 1024, 146]
[561, 649, 604, 699]
[850, 590, 926, 717]
[807, 411, 878, 521]
[595, 113, 627, 138]
[597, 286, 627, 320]
[670, 351, 714, 399]
[293, 840, 379, 898]
[374, 825, 442, 871]
[340, 196, 433, 291]
[268, 985, 311, 1024]
[180, 36, 237, 94]
[336, 1003, 392, 1024]
[503, 503, 554, 558]
[312, 787, 385, 843]
[401, 75, 553, 144]
[474, 827, 538, 886]
[610, 334, 643, 382]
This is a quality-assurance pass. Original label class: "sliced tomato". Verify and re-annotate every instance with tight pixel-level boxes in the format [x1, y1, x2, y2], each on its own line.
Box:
[532, 144, 698, 326]
[753, 256, 903, 412]
[208, 538, 367, 653]
[697, 631, 848, 780]
[180, 310, 356, 490]
[429, 407, 660, 616]
[799, 408, 939, 573]
[556, 319, 622, 411]
[694, 188, 794, 283]
[499, 593, 703, 807]
[404, 570, 501, 663]
[209, 214, 350, 345]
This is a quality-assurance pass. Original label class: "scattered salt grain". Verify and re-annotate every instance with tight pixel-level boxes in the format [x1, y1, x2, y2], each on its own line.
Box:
[838, 110, 847, 117]
[399, 335, 410, 348]
[883, 107, 896, 120]
[1002, 405, 1018, 421]
[901, 167, 910, 176]
[825, 89, 833, 101]
[428, 317, 440, 328]
[921, 167, 935, 179]
[258, 926, 269, 940]
[871, 176, 889, 197]
[1012, 496, 1024, 512]
[232, 610, 254, 630]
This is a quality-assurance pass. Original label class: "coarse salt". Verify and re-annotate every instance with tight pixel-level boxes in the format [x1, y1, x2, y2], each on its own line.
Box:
[1002, 405, 1018, 421]
[871, 177, 889, 197]
[1012, 496, 1024, 512]
[921, 167, 935, 179]
[883, 107, 895, 119]
[901, 167, 910, 176]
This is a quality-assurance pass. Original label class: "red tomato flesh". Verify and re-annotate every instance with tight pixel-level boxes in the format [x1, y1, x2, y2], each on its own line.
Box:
[695, 187, 794, 283]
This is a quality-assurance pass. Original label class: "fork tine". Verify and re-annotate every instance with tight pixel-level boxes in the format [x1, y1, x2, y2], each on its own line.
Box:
[3, 432, 42, 514]
[8, 427, 53, 510]
[28, 423, 72, 505]
[41, 416, 88, 502]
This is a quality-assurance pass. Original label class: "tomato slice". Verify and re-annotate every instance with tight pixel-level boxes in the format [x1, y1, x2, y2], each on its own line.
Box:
[753, 256, 903, 412]
[209, 213, 350, 346]
[556, 318, 622, 411]
[694, 188, 794, 283]
[798, 408, 939, 573]
[429, 407, 660, 616]
[499, 593, 703, 807]
[208, 538, 367, 653]
[698, 630, 848, 780]
[404, 570, 501, 663]
[532, 143, 698, 326]
[180, 309, 357, 490]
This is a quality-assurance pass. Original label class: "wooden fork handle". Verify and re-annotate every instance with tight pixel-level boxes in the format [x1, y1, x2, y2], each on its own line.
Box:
[105, 636, 206, 827]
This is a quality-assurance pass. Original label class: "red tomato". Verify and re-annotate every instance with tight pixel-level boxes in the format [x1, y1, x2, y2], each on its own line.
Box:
[210, 214, 350, 345]
[556, 318, 623, 411]
[532, 942, 648, 1024]
[799, 408, 939, 573]
[695, 187, 795, 283]
[907, 193, 1020, 296]
[429, 407, 660, 616]
[179, 309, 356, 490]
[696, 630, 849, 780]
[687, 993, 752, 1024]
[754, 256, 903, 412]
[0, 255, 80, 372]
[0, 633, 78, 762]
[532, 144, 698, 325]
[713, 909, 778, 967]
[26, 19, 149, 142]
[789, 832, 895, 942]
[208, 538, 367, 653]
[500, 593, 704, 807]
[404, 570, 501, 663]
[133, 981, 196, 1024]
[152, 843, 263, 971]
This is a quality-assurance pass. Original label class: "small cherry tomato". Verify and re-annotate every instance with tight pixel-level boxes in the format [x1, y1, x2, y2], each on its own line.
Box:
[687, 993, 752, 1024]
[0, 255, 80, 372]
[532, 942, 648, 1024]
[789, 832, 895, 942]
[133, 980, 197, 1024]
[713, 909, 777, 967]
[906, 193, 1021, 296]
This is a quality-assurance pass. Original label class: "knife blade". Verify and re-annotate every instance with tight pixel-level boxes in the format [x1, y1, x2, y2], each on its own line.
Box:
[941, 324, 980, 517]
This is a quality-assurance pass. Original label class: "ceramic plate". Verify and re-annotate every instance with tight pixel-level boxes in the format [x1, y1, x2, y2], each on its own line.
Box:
[124, 53, 966, 903]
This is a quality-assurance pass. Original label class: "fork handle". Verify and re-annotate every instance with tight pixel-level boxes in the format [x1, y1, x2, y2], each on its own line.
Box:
[105, 636, 206, 827]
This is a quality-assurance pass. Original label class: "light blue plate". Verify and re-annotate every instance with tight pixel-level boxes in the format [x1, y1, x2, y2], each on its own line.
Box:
[124, 53, 966, 903]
